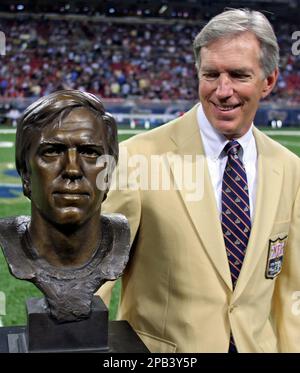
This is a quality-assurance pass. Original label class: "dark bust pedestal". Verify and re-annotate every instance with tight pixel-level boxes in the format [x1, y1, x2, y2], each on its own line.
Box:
[0, 296, 148, 353]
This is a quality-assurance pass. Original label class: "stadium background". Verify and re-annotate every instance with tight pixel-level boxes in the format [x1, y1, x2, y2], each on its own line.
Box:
[0, 0, 299, 326]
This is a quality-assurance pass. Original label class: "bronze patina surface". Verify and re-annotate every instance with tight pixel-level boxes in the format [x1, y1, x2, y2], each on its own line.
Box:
[0, 90, 130, 322]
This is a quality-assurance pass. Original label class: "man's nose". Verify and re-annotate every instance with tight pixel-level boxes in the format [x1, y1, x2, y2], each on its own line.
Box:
[215, 74, 233, 99]
[62, 148, 82, 180]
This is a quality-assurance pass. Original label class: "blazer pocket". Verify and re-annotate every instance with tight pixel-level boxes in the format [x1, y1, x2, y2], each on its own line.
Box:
[258, 338, 278, 353]
[136, 330, 177, 353]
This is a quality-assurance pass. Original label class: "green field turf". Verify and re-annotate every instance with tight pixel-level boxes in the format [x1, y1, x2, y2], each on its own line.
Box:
[0, 127, 299, 326]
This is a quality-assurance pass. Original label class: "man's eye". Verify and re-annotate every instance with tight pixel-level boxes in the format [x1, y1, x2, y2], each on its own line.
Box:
[231, 72, 251, 80]
[201, 72, 219, 80]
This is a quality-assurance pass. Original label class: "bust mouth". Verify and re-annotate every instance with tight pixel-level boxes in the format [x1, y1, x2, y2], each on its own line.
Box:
[53, 190, 90, 196]
[52, 191, 90, 203]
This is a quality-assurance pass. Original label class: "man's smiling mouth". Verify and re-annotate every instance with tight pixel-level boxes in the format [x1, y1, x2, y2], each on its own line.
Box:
[212, 102, 242, 112]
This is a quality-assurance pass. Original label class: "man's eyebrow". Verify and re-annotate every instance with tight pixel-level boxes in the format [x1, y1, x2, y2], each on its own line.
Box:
[200, 67, 254, 74]
[229, 68, 254, 74]
[200, 67, 218, 72]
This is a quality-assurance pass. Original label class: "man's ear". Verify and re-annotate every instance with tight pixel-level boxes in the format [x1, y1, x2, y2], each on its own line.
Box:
[261, 68, 279, 99]
[22, 172, 31, 199]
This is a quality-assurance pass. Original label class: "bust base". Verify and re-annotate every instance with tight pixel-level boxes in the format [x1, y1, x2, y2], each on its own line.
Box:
[0, 296, 149, 353]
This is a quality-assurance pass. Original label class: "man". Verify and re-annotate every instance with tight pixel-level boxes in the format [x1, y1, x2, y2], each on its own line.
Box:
[0, 90, 130, 322]
[98, 9, 300, 352]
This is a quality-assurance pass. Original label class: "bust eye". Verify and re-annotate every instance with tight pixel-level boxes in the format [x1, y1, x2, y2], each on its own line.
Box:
[42, 146, 64, 157]
[78, 147, 101, 158]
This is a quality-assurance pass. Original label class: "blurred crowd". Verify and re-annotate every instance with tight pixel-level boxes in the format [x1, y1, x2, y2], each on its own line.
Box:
[0, 16, 299, 104]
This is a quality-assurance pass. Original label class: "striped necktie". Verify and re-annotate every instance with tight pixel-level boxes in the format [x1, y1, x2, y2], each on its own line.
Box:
[221, 140, 251, 353]
[221, 140, 251, 287]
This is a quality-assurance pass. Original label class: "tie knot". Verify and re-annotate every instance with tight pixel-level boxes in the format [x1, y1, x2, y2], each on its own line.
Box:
[223, 140, 241, 156]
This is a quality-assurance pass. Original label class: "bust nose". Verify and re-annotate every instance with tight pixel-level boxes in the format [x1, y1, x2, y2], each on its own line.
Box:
[62, 148, 82, 180]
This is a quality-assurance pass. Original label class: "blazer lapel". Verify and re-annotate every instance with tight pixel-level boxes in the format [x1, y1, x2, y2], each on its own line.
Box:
[233, 128, 284, 300]
[169, 105, 232, 290]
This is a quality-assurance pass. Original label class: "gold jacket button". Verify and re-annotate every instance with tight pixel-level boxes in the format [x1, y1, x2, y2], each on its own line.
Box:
[229, 305, 237, 313]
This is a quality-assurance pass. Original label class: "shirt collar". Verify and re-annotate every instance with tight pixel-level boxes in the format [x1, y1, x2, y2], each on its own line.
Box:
[197, 104, 254, 161]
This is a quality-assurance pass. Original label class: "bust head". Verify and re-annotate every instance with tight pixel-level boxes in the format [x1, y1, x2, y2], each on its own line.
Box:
[0, 90, 130, 322]
[16, 90, 118, 228]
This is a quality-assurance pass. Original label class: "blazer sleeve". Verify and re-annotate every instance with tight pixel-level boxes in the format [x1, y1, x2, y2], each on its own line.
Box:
[272, 183, 300, 352]
[96, 141, 142, 306]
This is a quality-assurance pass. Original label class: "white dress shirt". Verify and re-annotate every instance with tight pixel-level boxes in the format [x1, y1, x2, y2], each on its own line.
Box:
[197, 104, 258, 222]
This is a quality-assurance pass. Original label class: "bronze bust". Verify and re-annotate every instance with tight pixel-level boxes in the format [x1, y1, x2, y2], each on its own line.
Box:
[0, 90, 130, 322]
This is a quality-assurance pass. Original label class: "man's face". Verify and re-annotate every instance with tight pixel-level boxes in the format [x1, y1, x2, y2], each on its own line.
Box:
[198, 32, 278, 138]
[26, 107, 107, 226]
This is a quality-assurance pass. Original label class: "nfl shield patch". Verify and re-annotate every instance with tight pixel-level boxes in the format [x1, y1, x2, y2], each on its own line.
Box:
[265, 236, 287, 279]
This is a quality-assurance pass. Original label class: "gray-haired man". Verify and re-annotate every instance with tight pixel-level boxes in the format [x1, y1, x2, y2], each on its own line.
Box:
[98, 9, 300, 352]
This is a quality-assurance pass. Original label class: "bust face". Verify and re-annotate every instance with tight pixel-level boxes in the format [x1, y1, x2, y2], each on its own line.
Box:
[26, 107, 107, 226]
